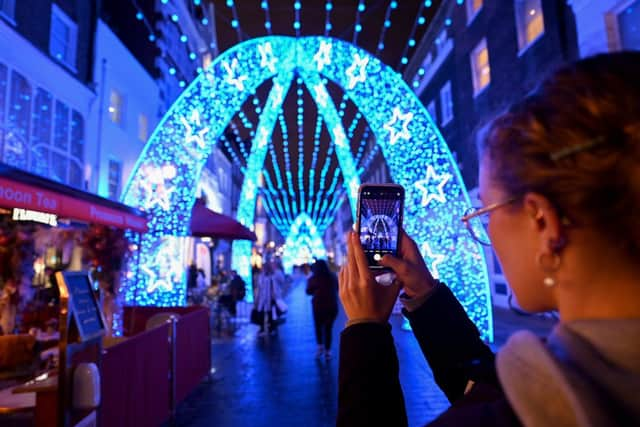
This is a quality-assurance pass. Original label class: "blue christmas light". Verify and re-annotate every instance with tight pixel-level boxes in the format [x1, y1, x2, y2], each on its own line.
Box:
[121, 36, 493, 341]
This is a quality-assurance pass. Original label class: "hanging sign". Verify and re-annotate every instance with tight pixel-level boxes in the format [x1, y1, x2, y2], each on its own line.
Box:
[12, 208, 58, 226]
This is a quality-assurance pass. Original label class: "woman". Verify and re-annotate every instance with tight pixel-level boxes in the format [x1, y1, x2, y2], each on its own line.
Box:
[254, 260, 284, 335]
[306, 259, 339, 359]
[337, 52, 640, 426]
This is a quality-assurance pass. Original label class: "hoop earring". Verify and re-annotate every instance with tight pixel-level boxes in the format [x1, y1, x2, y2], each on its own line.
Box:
[537, 252, 561, 287]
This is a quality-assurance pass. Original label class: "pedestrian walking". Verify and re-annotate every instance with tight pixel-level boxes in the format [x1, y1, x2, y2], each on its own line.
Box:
[306, 259, 339, 360]
[254, 260, 284, 335]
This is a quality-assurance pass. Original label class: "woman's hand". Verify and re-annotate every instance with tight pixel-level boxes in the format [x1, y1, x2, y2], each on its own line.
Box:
[378, 230, 438, 299]
[339, 232, 400, 323]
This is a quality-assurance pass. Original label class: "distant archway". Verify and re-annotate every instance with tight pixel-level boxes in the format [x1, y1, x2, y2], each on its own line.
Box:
[122, 36, 493, 340]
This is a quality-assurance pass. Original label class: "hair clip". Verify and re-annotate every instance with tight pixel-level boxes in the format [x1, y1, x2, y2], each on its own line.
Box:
[549, 136, 606, 161]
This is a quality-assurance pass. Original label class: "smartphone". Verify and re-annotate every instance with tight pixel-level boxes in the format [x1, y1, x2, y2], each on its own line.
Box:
[356, 183, 405, 270]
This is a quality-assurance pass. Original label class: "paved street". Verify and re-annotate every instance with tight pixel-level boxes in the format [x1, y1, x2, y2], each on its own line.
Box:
[172, 275, 556, 427]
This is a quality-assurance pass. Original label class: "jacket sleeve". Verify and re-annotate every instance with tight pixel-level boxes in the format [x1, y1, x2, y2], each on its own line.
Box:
[404, 283, 497, 403]
[305, 277, 316, 295]
[337, 323, 408, 427]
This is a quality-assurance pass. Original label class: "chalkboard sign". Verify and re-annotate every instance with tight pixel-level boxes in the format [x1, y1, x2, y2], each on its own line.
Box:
[58, 271, 105, 342]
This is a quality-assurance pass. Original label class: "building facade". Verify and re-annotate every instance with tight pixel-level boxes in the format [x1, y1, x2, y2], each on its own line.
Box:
[0, 0, 97, 190]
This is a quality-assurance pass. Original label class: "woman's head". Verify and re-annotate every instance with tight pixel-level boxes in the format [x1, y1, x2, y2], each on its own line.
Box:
[477, 51, 640, 310]
[312, 259, 331, 276]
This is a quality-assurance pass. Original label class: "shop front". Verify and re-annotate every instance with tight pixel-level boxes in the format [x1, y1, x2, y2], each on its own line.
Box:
[0, 163, 147, 341]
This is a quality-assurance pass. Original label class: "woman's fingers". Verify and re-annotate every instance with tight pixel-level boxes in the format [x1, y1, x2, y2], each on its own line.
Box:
[350, 232, 370, 282]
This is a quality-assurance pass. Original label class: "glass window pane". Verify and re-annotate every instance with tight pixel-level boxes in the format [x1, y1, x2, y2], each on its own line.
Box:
[54, 100, 69, 151]
[0, 62, 7, 125]
[5, 70, 31, 169]
[71, 110, 84, 161]
[69, 160, 82, 189]
[108, 159, 122, 200]
[31, 88, 52, 175]
[515, 0, 544, 51]
[51, 151, 68, 183]
[618, 0, 640, 50]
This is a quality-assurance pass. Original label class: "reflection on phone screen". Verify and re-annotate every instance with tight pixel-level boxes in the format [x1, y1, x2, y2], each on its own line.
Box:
[358, 193, 401, 267]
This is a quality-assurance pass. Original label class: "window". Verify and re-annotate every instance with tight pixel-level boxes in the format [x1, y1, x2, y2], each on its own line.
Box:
[514, 0, 545, 52]
[466, 0, 483, 23]
[49, 4, 78, 69]
[617, 0, 640, 50]
[138, 113, 149, 141]
[109, 89, 125, 125]
[440, 81, 454, 125]
[471, 38, 491, 96]
[108, 159, 122, 200]
[427, 100, 437, 123]
[0, 0, 16, 21]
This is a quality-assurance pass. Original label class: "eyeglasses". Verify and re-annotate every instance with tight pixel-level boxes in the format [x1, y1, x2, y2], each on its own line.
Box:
[461, 197, 518, 246]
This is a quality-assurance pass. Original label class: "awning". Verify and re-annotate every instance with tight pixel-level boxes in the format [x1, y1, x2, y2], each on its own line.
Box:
[0, 163, 148, 232]
[190, 198, 256, 241]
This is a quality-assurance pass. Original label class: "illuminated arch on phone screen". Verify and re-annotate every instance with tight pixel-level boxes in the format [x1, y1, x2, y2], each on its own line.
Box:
[121, 36, 494, 341]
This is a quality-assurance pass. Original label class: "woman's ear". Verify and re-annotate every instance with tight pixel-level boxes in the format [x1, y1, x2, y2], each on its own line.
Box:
[522, 192, 566, 253]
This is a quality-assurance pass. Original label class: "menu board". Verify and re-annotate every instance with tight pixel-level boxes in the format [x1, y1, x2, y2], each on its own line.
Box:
[61, 272, 105, 341]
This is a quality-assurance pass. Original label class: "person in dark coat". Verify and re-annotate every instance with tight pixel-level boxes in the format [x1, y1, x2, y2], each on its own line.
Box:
[337, 52, 640, 427]
[306, 259, 339, 360]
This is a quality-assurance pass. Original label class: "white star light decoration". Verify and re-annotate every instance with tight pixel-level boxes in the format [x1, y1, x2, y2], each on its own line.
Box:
[180, 109, 209, 150]
[349, 176, 360, 200]
[258, 42, 278, 73]
[383, 107, 414, 146]
[256, 126, 270, 148]
[139, 164, 176, 211]
[270, 82, 284, 109]
[414, 165, 452, 207]
[332, 124, 347, 147]
[345, 53, 369, 90]
[222, 58, 248, 91]
[313, 82, 328, 107]
[313, 41, 332, 72]
[421, 242, 446, 279]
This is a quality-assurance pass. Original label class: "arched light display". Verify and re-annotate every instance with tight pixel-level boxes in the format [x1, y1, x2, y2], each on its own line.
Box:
[122, 36, 493, 341]
[282, 213, 327, 273]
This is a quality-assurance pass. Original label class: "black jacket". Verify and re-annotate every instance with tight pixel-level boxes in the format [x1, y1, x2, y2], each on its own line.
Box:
[337, 284, 521, 427]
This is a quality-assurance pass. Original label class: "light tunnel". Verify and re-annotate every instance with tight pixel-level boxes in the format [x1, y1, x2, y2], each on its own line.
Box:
[121, 36, 493, 341]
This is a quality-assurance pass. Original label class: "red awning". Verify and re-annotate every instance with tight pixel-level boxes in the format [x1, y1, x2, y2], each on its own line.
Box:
[190, 199, 256, 241]
[0, 163, 148, 232]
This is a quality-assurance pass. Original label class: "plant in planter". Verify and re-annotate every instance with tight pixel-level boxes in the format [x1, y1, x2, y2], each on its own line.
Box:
[81, 225, 131, 336]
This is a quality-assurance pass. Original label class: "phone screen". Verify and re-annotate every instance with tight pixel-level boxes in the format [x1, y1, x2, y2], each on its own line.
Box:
[357, 184, 404, 269]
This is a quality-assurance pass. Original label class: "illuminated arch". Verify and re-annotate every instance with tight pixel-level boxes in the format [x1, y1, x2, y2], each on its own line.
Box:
[122, 36, 493, 341]
[281, 213, 327, 273]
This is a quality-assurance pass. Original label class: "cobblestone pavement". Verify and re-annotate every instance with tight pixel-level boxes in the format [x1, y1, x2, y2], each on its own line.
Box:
[172, 275, 556, 427]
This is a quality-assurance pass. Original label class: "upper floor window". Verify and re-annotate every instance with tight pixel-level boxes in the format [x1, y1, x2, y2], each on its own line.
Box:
[515, 0, 545, 53]
[0, 61, 84, 188]
[138, 113, 149, 141]
[49, 4, 78, 69]
[0, 0, 16, 21]
[440, 81, 454, 125]
[109, 89, 125, 126]
[466, 0, 483, 24]
[471, 38, 491, 96]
